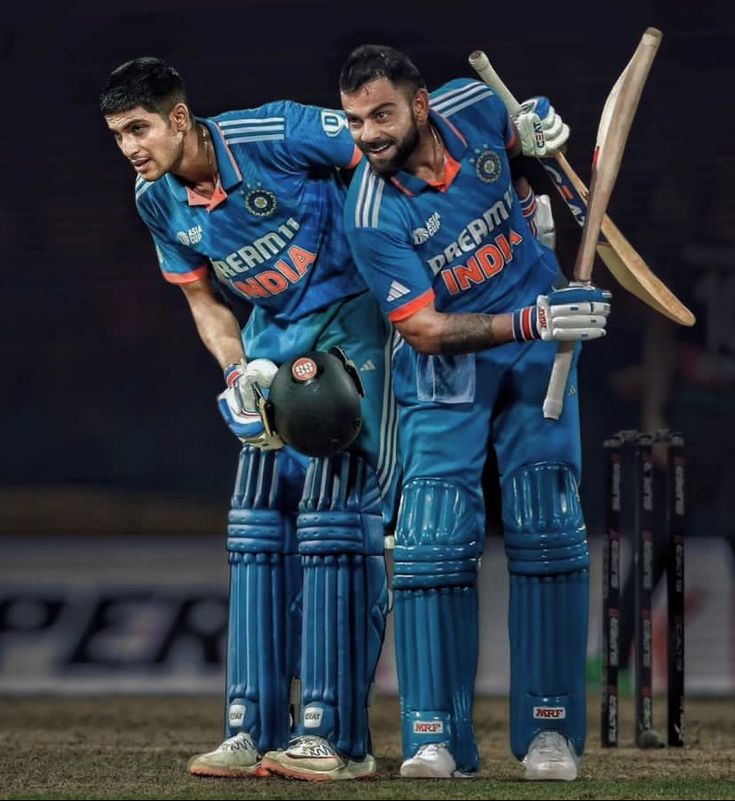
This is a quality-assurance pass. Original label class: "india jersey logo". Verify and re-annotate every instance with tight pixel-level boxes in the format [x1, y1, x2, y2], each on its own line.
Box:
[471, 147, 502, 183]
[243, 188, 278, 218]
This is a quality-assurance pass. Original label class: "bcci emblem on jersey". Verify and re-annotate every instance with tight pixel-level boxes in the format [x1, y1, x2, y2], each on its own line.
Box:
[474, 148, 502, 183]
[243, 188, 278, 218]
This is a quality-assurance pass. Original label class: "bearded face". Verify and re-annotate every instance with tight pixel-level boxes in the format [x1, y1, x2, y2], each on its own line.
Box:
[342, 78, 424, 177]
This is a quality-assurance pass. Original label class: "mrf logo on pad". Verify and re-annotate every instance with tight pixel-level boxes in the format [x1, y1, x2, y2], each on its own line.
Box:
[413, 721, 445, 734]
[533, 706, 567, 719]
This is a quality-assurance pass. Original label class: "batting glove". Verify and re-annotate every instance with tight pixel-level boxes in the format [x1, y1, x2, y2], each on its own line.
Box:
[513, 96, 570, 157]
[519, 188, 556, 250]
[512, 282, 612, 342]
[217, 359, 284, 450]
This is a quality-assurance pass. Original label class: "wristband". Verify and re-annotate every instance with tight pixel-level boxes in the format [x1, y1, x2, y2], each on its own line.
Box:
[511, 306, 539, 342]
[223, 362, 246, 387]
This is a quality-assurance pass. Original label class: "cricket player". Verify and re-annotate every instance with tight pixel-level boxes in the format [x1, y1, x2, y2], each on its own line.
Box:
[340, 45, 611, 781]
[100, 57, 398, 782]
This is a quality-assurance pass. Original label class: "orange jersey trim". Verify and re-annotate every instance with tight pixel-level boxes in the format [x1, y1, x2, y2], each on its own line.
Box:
[163, 264, 210, 284]
[346, 145, 362, 169]
[186, 182, 228, 211]
[427, 151, 462, 192]
[390, 175, 415, 197]
[388, 288, 435, 322]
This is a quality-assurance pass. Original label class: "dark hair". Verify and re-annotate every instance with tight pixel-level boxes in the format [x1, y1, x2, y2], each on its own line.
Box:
[99, 57, 188, 118]
[339, 44, 425, 97]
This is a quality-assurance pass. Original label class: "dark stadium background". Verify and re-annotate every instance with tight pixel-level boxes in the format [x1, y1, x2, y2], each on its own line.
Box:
[1, 0, 733, 698]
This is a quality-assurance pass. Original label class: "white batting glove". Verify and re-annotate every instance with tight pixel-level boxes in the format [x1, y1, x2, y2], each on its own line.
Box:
[513, 96, 570, 157]
[217, 359, 284, 450]
[519, 189, 556, 250]
[512, 282, 611, 342]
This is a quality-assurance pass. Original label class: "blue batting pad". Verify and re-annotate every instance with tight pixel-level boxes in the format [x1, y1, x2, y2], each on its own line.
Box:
[296, 453, 388, 761]
[503, 462, 590, 760]
[393, 478, 483, 774]
[225, 446, 304, 754]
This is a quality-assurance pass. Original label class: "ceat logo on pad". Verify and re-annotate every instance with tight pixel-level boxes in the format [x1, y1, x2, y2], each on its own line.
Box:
[303, 706, 324, 728]
[228, 704, 246, 726]
[292, 357, 317, 382]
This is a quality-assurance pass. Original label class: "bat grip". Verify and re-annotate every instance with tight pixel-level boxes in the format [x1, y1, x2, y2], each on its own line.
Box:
[543, 341, 575, 420]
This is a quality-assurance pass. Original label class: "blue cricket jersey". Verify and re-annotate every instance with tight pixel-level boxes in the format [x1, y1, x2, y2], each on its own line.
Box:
[135, 101, 365, 322]
[344, 79, 560, 323]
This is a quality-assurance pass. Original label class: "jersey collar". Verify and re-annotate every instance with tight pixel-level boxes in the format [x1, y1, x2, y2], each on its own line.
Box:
[389, 109, 468, 196]
[164, 117, 243, 202]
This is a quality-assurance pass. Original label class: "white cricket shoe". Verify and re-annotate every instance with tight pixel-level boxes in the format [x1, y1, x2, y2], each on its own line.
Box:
[262, 735, 376, 781]
[187, 732, 268, 778]
[400, 743, 475, 779]
[523, 731, 579, 781]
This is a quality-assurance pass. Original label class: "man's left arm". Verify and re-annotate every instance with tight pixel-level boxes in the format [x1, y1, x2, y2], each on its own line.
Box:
[280, 101, 361, 171]
[504, 96, 568, 249]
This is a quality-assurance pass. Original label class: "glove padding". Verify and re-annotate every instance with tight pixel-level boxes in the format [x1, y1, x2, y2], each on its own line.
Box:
[512, 282, 612, 342]
[519, 189, 556, 251]
[217, 358, 284, 450]
[513, 96, 570, 157]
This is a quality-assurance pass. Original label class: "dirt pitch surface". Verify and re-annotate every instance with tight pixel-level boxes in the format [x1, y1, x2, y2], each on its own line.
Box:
[0, 695, 733, 800]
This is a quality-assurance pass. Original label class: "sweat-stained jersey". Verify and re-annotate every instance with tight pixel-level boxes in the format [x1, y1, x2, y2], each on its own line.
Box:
[135, 101, 365, 322]
[344, 79, 560, 322]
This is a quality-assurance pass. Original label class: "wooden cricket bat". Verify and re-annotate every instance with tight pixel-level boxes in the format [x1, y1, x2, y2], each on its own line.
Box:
[471, 28, 669, 418]
[469, 45, 694, 329]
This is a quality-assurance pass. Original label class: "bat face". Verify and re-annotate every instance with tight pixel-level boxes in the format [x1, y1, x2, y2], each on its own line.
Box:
[469, 29, 691, 422]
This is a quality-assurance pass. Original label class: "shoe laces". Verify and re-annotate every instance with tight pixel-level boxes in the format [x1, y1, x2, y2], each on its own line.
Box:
[221, 732, 256, 752]
[286, 735, 338, 758]
[529, 731, 576, 763]
[414, 742, 448, 759]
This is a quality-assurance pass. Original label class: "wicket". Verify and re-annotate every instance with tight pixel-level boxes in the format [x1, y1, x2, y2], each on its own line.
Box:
[601, 429, 685, 748]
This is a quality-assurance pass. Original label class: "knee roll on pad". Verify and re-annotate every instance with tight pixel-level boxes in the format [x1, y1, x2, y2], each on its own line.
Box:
[503, 461, 588, 575]
[502, 462, 589, 760]
[296, 453, 388, 761]
[225, 447, 302, 753]
[393, 478, 482, 589]
[393, 478, 482, 775]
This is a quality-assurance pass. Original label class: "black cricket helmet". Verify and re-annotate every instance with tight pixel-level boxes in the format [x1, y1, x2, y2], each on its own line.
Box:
[267, 347, 365, 458]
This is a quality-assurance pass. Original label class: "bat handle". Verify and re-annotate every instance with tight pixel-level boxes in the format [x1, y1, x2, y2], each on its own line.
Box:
[543, 341, 575, 420]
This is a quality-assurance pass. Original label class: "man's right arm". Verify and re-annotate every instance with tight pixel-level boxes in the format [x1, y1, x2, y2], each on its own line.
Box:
[346, 205, 610, 357]
[179, 277, 246, 369]
[180, 277, 283, 449]
[395, 288, 611, 356]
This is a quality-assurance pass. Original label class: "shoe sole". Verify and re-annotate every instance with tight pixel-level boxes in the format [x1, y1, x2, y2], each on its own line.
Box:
[188, 764, 270, 778]
[400, 763, 451, 779]
[262, 759, 375, 782]
[524, 765, 577, 782]
[400, 764, 476, 779]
